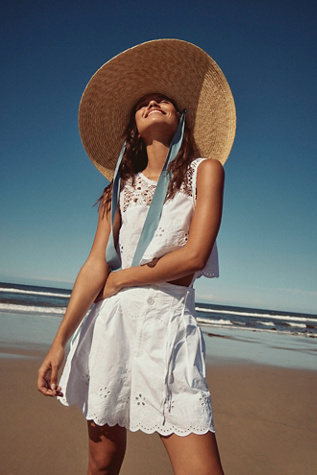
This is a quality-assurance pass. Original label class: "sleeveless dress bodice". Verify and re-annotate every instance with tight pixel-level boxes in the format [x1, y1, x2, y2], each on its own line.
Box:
[118, 158, 219, 281]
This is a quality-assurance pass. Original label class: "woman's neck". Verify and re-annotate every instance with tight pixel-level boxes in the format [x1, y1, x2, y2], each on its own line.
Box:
[143, 140, 170, 181]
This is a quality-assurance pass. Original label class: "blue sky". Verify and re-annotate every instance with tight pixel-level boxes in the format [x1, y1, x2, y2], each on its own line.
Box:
[1, 0, 316, 314]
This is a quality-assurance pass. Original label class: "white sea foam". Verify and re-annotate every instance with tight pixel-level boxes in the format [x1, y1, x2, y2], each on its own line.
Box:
[0, 302, 65, 315]
[199, 320, 317, 338]
[0, 287, 70, 299]
[197, 317, 315, 335]
[287, 322, 308, 328]
[195, 306, 317, 324]
[197, 317, 233, 326]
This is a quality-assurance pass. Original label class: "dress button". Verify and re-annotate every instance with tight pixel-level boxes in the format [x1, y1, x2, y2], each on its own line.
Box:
[147, 296, 155, 305]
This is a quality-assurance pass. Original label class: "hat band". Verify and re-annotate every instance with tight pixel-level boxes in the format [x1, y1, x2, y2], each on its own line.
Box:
[106, 110, 187, 270]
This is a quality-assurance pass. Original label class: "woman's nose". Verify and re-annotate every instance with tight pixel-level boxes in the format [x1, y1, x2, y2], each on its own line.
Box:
[147, 99, 159, 109]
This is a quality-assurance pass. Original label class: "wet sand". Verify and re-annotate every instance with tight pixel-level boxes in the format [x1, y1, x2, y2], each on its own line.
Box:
[1, 348, 317, 475]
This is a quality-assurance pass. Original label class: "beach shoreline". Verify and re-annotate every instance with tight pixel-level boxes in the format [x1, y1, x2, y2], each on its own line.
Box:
[2, 313, 316, 370]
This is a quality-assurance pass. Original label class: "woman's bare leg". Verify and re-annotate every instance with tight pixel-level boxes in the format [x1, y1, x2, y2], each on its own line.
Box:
[160, 431, 224, 475]
[87, 421, 127, 475]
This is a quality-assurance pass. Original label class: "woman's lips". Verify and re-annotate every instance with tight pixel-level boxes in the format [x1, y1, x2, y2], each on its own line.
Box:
[145, 109, 165, 117]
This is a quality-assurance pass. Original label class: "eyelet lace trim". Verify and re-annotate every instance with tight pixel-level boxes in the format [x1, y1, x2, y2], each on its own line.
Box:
[86, 417, 215, 436]
[121, 160, 202, 212]
[60, 385, 215, 435]
[121, 175, 157, 211]
[82, 403, 215, 436]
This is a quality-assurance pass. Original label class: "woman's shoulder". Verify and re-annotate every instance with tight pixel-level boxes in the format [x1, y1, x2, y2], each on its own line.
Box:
[187, 157, 223, 182]
[190, 157, 223, 170]
[195, 159, 225, 200]
[192, 158, 224, 181]
[197, 158, 224, 175]
[186, 158, 224, 201]
[188, 157, 207, 170]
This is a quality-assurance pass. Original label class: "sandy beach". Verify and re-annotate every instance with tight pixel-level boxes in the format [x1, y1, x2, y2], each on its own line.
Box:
[1, 346, 317, 475]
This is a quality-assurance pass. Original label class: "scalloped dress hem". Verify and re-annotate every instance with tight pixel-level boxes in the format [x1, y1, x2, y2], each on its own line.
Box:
[59, 397, 215, 436]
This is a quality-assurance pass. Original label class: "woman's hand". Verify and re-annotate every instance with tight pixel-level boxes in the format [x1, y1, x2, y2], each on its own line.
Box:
[97, 271, 123, 300]
[37, 344, 65, 397]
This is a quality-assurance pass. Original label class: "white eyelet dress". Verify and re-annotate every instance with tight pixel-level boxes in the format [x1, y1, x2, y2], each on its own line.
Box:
[58, 158, 219, 436]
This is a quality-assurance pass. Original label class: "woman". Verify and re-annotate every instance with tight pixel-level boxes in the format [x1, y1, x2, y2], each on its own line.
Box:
[37, 39, 236, 475]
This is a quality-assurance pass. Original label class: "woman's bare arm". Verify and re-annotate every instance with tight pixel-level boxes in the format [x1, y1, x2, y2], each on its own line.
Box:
[102, 159, 224, 296]
[37, 205, 118, 396]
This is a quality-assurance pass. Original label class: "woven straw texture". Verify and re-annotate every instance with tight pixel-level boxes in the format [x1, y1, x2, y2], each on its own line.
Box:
[79, 39, 236, 180]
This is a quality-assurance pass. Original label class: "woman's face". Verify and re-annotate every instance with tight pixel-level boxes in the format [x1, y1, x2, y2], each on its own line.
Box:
[134, 93, 180, 143]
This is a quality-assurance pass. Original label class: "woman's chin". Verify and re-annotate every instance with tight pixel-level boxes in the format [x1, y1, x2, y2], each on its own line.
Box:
[138, 120, 178, 144]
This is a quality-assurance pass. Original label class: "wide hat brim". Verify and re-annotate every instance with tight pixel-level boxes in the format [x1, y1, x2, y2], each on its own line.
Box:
[79, 39, 236, 181]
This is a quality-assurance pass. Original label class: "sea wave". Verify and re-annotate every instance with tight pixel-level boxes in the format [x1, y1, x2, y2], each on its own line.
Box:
[0, 303, 66, 315]
[1, 300, 315, 338]
[195, 306, 317, 324]
[197, 317, 233, 326]
[0, 287, 71, 299]
[198, 319, 317, 338]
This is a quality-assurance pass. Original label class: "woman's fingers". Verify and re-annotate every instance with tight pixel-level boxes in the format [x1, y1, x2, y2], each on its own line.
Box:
[50, 364, 64, 396]
[37, 361, 63, 397]
[50, 363, 58, 391]
[37, 364, 54, 396]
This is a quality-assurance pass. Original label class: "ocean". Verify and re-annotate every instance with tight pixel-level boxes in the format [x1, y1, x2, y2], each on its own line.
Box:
[1, 281, 316, 338]
[1, 281, 316, 370]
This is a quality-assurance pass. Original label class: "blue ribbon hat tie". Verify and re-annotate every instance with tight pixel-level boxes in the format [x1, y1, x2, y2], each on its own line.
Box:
[106, 110, 187, 271]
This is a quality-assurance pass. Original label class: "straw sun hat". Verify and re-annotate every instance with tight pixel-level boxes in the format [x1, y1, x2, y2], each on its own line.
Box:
[79, 39, 236, 181]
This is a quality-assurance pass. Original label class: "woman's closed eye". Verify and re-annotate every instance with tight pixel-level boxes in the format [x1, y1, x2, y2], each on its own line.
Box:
[135, 96, 171, 111]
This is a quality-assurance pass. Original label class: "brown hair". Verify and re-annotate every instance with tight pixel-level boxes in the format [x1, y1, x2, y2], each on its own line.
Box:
[97, 104, 194, 213]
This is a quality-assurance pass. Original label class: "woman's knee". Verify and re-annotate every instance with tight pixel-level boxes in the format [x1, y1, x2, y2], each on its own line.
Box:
[89, 443, 118, 470]
[87, 421, 126, 474]
[160, 431, 224, 475]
